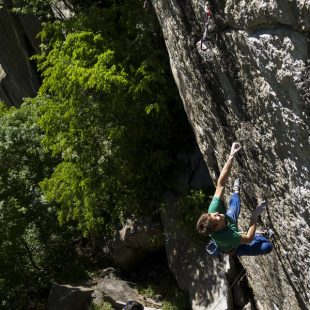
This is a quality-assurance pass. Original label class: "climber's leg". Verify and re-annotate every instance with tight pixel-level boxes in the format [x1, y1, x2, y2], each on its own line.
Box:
[235, 234, 273, 256]
[226, 192, 241, 225]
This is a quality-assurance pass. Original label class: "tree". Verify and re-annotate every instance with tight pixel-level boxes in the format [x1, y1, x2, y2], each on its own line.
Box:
[0, 102, 85, 308]
[0, 0, 195, 307]
[32, 1, 193, 236]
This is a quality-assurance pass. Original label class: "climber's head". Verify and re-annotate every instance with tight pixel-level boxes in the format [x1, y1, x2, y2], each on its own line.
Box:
[197, 212, 225, 235]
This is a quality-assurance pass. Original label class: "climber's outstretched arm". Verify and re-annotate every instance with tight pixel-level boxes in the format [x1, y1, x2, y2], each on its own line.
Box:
[214, 142, 242, 198]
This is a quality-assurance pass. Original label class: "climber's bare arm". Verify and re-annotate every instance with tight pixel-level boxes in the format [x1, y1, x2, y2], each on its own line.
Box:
[239, 202, 267, 244]
[240, 217, 257, 244]
[214, 142, 242, 199]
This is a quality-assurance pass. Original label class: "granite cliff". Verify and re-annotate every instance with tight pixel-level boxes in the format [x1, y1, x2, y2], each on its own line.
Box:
[151, 0, 309, 309]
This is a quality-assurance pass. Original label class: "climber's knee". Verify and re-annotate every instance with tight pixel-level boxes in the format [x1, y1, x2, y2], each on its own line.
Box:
[261, 242, 273, 254]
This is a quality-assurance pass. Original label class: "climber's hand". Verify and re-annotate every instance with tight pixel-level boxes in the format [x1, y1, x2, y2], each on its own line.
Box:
[252, 201, 267, 220]
[230, 142, 242, 157]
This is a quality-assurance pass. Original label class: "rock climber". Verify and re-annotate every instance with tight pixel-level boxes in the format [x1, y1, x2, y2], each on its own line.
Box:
[196, 142, 273, 256]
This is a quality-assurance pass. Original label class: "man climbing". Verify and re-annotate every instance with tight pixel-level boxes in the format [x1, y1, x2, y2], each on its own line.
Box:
[196, 142, 273, 256]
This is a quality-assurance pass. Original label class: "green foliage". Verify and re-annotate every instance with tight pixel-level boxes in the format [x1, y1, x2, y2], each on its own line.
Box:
[31, 2, 192, 236]
[138, 272, 190, 310]
[180, 190, 209, 223]
[0, 102, 86, 308]
[1, 0, 53, 19]
[170, 189, 213, 236]
[89, 301, 113, 310]
[0, 1, 195, 307]
[33, 31, 131, 234]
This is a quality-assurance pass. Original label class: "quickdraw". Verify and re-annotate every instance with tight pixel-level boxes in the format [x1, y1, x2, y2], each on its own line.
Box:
[199, 4, 212, 51]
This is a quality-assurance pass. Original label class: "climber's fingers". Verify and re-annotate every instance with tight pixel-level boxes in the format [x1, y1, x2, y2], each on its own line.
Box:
[230, 142, 242, 156]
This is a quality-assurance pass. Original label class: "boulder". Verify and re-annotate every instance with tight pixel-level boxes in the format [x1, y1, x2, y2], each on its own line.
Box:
[169, 147, 213, 193]
[92, 271, 162, 309]
[109, 217, 164, 270]
[150, 0, 309, 309]
[47, 284, 93, 310]
[47, 272, 161, 310]
[92, 278, 140, 309]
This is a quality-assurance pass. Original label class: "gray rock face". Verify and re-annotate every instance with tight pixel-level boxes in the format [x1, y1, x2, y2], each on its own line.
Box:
[170, 146, 213, 193]
[0, 10, 40, 106]
[47, 284, 93, 310]
[94, 278, 140, 306]
[109, 217, 164, 270]
[48, 270, 161, 310]
[151, 0, 309, 309]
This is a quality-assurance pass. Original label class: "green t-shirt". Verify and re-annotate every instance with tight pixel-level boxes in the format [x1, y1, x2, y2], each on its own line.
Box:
[208, 196, 241, 252]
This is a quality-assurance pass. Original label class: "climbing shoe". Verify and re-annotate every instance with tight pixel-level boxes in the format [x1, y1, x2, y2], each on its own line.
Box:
[261, 228, 275, 239]
[267, 228, 274, 239]
[233, 178, 240, 193]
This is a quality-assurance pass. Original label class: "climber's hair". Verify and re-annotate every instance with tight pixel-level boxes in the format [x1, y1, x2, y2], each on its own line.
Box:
[196, 213, 217, 235]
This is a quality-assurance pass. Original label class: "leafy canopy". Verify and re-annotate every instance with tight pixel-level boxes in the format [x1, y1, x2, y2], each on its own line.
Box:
[31, 0, 191, 236]
[0, 102, 85, 308]
[0, 0, 195, 307]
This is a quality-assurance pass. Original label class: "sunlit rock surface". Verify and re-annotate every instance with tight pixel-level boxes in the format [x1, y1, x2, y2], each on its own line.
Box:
[151, 0, 309, 309]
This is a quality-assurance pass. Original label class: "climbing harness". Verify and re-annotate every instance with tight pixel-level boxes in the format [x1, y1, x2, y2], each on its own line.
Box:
[198, 4, 212, 51]
[206, 238, 219, 256]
